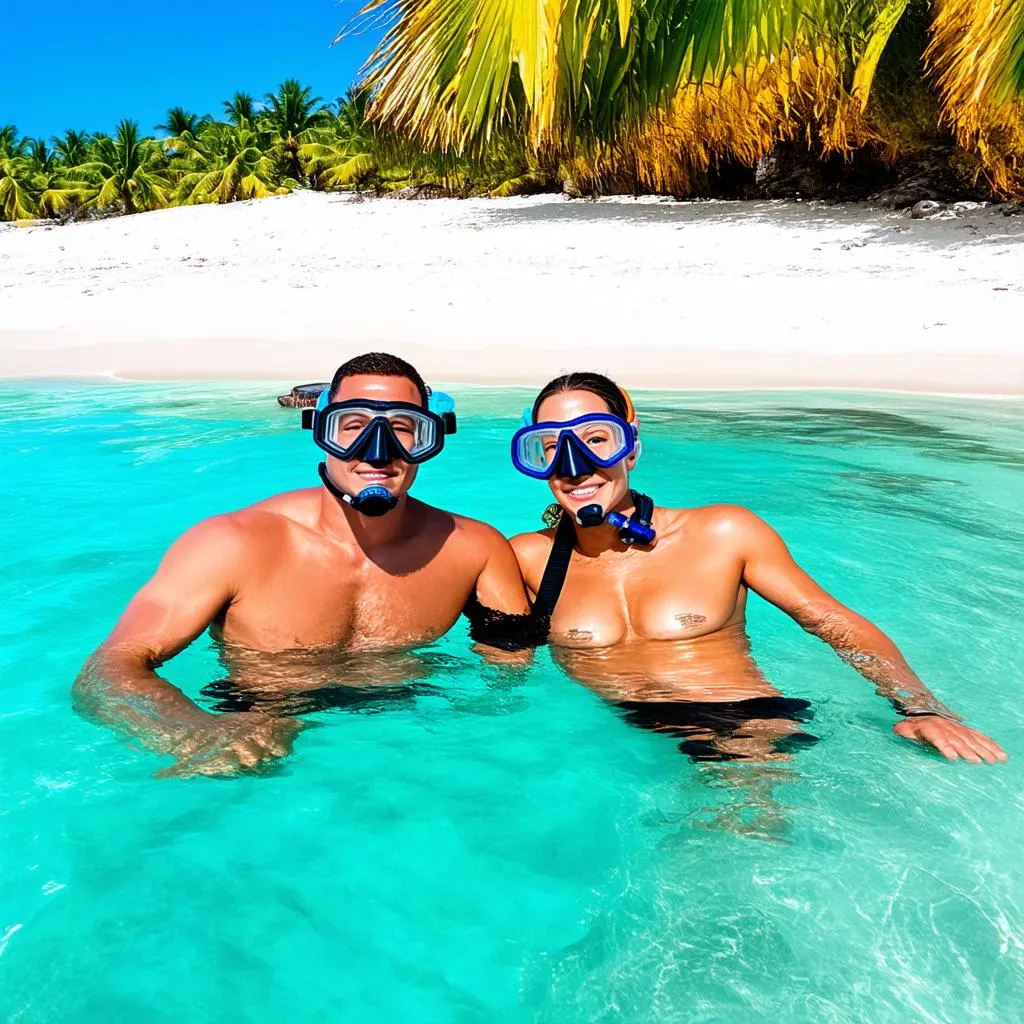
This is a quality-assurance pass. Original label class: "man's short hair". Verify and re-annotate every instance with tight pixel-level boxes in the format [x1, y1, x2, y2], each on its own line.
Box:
[329, 352, 430, 407]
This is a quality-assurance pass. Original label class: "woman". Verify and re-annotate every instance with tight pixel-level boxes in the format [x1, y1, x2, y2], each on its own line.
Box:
[509, 372, 1005, 765]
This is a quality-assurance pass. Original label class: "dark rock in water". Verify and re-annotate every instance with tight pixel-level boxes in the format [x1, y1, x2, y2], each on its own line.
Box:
[1000, 202, 1024, 217]
[911, 200, 944, 219]
[277, 383, 329, 408]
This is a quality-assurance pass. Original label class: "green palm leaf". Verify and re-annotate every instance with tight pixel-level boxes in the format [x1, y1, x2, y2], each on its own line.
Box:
[346, 0, 871, 152]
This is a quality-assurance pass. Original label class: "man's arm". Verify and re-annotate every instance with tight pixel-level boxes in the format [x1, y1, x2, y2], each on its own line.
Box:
[73, 516, 299, 775]
[474, 526, 532, 616]
[461, 523, 542, 662]
[720, 506, 1007, 764]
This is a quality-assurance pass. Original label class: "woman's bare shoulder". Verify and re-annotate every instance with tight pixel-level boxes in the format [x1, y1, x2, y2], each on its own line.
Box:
[669, 504, 770, 544]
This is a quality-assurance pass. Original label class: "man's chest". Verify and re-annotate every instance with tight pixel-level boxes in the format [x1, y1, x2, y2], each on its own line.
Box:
[221, 549, 477, 650]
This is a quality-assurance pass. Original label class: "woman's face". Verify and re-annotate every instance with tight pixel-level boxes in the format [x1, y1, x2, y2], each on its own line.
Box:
[534, 389, 636, 517]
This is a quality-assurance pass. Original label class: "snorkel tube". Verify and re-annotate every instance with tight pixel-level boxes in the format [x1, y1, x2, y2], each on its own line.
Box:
[303, 385, 457, 517]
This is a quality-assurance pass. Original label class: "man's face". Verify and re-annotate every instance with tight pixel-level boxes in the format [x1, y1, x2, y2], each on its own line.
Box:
[325, 374, 423, 501]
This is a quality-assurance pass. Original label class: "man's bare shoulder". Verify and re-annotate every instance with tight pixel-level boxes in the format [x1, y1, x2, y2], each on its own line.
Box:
[237, 487, 323, 530]
[183, 488, 321, 553]
[446, 509, 518, 552]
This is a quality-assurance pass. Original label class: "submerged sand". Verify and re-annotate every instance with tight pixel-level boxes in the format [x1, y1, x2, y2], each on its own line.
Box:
[1, 192, 1021, 392]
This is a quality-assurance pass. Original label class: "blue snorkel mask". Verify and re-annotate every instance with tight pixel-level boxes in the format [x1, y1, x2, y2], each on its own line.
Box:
[302, 387, 457, 517]
[511, 406, 655, 545]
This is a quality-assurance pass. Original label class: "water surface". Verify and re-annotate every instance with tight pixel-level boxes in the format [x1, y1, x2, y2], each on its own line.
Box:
[1, 381, 1022, 1022]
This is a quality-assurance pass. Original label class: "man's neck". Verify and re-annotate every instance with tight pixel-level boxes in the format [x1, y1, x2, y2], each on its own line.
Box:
[317, 488, 413, 549]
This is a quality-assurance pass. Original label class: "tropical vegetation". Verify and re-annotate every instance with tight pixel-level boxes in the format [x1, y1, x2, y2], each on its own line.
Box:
[350, 0, 1024, 197]
[2, 2, 1022, 223]
[1, 77, 547, 223]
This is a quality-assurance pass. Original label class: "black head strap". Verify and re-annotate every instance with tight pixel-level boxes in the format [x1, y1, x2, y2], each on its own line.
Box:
[532, 514, 576, 620]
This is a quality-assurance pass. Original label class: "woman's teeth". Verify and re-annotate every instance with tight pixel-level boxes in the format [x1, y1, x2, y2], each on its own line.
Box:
[569, 484, 600, 499]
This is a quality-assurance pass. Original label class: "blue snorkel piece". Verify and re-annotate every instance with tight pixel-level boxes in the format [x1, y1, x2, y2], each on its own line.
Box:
[429, 391, 457, 434]
[605, 509, 656, 545]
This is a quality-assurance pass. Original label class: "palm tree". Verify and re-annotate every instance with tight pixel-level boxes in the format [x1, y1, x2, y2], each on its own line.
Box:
[298, 88, 382, 189]
[345, 0, 1024, 196]
[927, 0, 1024, 195]
[52, 129, 92, 167]
[30, 138, 56, 172]
[0, 126, 38, 220]
[78, 119, 171, 214]
[263, 78, 330, 179]
[172, 121, 292, 203]
[155, 107, 211, 137]
[0, 125, 29, 159]
[223, 91, 257, 126]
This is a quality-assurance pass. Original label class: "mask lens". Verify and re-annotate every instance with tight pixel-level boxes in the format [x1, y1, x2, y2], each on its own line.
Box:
[384, 409, 437, 458]
[572, 420, 627, 461]
[328, 411, 372, 450]
[514, 416, 631, 476]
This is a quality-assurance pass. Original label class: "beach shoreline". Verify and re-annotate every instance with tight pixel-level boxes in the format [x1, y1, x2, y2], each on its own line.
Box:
[2, 193, 1022, 394]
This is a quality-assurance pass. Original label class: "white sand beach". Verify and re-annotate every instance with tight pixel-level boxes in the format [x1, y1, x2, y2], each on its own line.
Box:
[1, 192, 1021, 392]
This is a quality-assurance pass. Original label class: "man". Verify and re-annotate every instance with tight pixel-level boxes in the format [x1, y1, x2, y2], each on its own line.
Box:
[74, 353, 532, 777]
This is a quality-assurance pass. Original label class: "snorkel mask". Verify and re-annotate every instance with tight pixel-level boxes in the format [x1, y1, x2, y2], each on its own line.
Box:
[510, 388, 655, 545]
[302, 388, 457, 516]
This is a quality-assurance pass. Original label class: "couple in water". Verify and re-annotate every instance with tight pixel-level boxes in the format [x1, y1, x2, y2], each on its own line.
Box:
[74, 351, 1006, 777]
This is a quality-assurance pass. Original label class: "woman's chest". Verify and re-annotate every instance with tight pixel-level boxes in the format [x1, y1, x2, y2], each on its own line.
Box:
[549, 545, 745, 647]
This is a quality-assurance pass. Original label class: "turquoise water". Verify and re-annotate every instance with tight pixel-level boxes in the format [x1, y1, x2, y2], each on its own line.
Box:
[1, 381, 1023, 1022]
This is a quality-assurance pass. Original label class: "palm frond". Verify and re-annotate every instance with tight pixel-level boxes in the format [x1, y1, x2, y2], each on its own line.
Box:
[349, 0, 876, 153]
[927, 0, 1024, 195]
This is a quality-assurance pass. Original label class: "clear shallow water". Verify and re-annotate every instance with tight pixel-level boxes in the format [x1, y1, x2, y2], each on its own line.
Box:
[1, 381, 1023, 1023]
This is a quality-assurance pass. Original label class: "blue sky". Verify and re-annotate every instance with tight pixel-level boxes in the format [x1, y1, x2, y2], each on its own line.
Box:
[2, 0, 381, 141]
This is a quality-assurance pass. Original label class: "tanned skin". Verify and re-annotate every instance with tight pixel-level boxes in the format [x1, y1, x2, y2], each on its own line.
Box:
[511, 389, 1006, 765]
[74, 374, 530, 777]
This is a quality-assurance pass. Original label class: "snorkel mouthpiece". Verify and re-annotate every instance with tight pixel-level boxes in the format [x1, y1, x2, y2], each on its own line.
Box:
[576, 504, 607, 528]
[349, 485, 398, 517]
[316, 463, 399, 517]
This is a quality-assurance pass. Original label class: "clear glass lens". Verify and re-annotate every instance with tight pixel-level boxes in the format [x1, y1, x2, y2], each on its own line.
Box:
[516, 417, 630, 471]
[323, 407, 438, 456]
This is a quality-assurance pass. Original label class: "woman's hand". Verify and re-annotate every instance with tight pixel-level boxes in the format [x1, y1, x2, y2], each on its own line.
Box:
[893, 716, 1007, 764]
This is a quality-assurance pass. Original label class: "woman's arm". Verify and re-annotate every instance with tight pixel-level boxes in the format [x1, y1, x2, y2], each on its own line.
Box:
[719, 506, 1006, 764]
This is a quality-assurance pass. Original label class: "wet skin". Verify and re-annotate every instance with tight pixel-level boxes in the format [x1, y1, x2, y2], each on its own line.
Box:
[511, 389, 1007, 765]
[73, 374, 530, 777]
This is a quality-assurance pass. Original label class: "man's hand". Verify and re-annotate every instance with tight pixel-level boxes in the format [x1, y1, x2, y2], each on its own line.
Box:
[893, 716, 1008, 764]
[155, 713, 304, 778]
